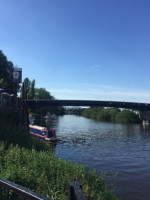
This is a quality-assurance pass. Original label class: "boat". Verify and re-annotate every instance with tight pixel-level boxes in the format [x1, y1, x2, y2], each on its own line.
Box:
[142, 120, 150, 126]
[43, 112, 57, 120]
[43, 112, 51, 120]
[29, 125, 56, 141]
[29, 116, 35, 125]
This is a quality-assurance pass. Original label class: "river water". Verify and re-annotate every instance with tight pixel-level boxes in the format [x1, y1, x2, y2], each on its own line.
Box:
[38, 115, 150, 200]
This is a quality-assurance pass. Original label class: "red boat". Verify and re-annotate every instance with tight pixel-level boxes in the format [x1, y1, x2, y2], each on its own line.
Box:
[29, 125, 56, 141]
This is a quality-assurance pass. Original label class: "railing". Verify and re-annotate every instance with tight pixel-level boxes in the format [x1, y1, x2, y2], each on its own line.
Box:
[0, 177, 51, 200]
[0, 177, 86, 200]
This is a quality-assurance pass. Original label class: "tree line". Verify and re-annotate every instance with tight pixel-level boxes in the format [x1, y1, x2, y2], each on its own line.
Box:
[82, 107, 141, 123]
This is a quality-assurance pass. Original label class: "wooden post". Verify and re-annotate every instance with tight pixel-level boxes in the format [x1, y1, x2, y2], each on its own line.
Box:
[69, 181, 86, 200]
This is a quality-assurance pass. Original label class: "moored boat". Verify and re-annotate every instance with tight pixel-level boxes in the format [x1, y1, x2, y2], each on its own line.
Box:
[43, 112, 57, 120]
[29, 125, 56, 141]
[142, 120, 150, 126]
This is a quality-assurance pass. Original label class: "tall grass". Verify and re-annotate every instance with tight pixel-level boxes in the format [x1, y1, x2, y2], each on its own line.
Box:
[0, 110, 117, 200]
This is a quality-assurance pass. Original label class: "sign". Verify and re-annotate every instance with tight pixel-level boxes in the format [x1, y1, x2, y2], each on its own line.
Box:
[12, 68, 22, 83]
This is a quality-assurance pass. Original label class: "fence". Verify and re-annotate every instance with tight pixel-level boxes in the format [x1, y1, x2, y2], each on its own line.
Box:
[0, 177, 86, 200]
[0, 177, 50, 200]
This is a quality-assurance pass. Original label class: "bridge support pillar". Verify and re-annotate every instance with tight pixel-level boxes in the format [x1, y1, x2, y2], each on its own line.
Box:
[139, 111, 150, 124]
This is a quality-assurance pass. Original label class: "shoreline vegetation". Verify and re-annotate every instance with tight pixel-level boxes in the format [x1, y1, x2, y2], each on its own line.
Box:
[82, 107, 141, 124]
[0, 110, 117, 200]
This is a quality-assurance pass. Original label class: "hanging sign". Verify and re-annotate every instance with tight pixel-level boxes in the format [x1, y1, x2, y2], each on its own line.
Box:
[12, 68, 22, 83]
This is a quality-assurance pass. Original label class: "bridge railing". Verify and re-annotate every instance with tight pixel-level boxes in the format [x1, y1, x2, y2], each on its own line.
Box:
[0, 177, 86, 200]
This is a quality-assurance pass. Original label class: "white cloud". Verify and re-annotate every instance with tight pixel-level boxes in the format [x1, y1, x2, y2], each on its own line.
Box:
[89, 65, 101, 70]
[48, 84, 150, 103]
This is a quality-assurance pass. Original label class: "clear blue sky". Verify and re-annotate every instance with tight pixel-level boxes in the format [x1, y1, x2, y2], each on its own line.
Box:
[0, 0, 150, 102]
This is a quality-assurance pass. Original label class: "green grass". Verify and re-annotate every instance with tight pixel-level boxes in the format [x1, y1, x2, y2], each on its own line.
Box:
[0, 111, 117, 200]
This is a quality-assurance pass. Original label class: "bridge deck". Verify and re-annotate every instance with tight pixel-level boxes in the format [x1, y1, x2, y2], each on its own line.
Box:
[27, 100, 150, 111]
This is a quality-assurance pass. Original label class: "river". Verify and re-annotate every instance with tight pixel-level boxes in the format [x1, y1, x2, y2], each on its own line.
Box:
[37, 115, 150, 200]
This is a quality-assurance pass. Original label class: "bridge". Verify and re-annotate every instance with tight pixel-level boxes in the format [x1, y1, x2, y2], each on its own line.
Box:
[27, 99, 150, 111]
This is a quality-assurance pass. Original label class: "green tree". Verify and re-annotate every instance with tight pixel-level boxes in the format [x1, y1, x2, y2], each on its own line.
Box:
[107, 108, 120, 122]
[0, 50, 20, 94]
[30, 88, 64, 118]
[28, 79, 35, 99]
[116, 110, 140, 123]
[24, 78, 31, 98]
[20, 78, 31, 99]
[34, 88, 54, 100]
[82, 107, 140, 124]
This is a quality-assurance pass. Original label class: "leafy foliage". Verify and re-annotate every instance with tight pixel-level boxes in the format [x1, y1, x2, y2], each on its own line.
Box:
[0, 50, 20, 94]
[30, 88, 65, 118]
[116, 109, 140, 123]
[28, 79, 35, 99]
[34, 88, 54, 100]
[83, 107, 140, 124]
[21, 78, 65, 117]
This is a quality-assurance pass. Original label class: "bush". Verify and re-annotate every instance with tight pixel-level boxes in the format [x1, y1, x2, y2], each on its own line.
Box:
[116, 110, 140, 123]
[82, 107, 140, 124]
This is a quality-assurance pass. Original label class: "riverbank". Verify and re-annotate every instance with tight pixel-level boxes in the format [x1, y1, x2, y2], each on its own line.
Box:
[0, 111, 117, 200]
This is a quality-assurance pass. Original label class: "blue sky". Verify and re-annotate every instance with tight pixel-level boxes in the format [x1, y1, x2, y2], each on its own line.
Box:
[0, 0, 150, 102]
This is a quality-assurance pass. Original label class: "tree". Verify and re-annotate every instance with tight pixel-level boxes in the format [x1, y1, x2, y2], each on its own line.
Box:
[34, 88, 54, 100]
[24, 78, 31, 96]
[28, 79, 35, 99]
[20, 79, 65, 117]
[20, 78, 31, 99]
[116, 110, 140, 123]
[0, 50, 20, 94]
[82, 107, 140, 124]
[30, 88, 65, 118]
